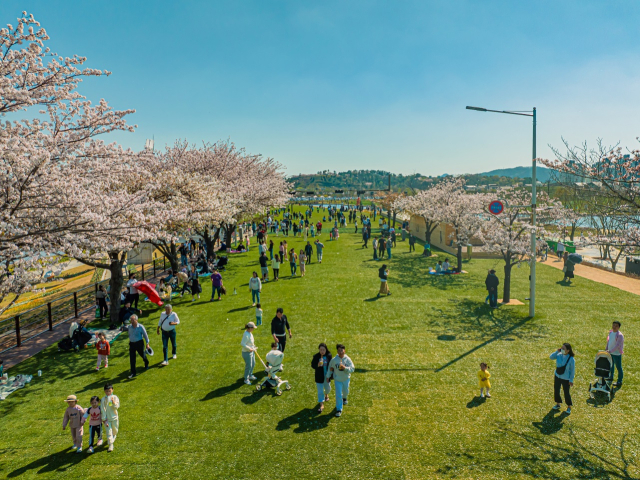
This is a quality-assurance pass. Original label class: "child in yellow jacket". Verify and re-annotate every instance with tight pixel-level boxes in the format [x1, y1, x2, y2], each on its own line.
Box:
[478, 363, 491, 398]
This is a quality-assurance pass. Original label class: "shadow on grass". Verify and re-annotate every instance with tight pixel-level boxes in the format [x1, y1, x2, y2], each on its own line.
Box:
[466, 396, 486, 409]
[438, 425, 637, 479]
[433, 299, 544, 372]
[75, 369, 132, 394]
[532, 409, 569, 435]
[227, 306, 253, 313]
[556, 281, 574, 287]
[8, 447, 84, 477]
[275, 407, 335, 433]
[200, 379, 245, 401]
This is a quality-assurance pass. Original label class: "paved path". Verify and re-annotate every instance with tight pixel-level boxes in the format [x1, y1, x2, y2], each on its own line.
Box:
[541, 256, 640, 296]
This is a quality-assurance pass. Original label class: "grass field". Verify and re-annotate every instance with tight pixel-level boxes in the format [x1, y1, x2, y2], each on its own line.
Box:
[0, 207, 638, 479]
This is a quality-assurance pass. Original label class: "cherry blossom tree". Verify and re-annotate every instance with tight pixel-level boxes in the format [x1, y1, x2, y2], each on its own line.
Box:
[0, 12, 137, 313]
[441, 182, 488, 272]
[394, 179, 460, 245]
[479, 189, 560, 303]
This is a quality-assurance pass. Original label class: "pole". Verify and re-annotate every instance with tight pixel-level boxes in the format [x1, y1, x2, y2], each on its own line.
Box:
[530, 107, 537, 318]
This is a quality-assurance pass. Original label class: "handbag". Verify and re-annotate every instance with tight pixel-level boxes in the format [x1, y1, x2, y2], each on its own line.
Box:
[562, 266, 567, 273]
[220, 285, 227, 295]
[556, 355, 571, 375]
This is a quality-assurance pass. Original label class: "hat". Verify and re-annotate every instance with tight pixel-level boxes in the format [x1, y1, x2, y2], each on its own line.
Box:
[146, 346, 154, 356]
[245, 322, 256, 329]
[65, 395, 77, 402]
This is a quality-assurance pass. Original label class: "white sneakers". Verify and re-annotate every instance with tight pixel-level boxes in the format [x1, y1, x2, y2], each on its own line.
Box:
[248, 375, 257, 381]
[160, 361, 169, 366]
[244, 379, 252, 385]
[173, 354, 177, 360]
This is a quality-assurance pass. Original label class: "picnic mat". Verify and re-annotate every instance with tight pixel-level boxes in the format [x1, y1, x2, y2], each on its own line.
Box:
[145, 292, 180, 302]
[0, 374, 33, 400]
[428, 270, 468, 275]
[85, 328, 122, 346]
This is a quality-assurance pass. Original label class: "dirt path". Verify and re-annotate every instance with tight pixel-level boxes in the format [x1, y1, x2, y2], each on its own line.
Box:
[541, 256, 640, 296]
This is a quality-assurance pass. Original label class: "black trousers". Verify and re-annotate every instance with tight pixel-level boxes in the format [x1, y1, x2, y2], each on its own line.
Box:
[98, 299, 108, 319]
[89, 424, 102, 447]
[409, 243, 415, 252]
[128, 293, 140, 309]
[129, 340, 148, 375]
[276, 335, 287, 352]
[554, 375, 572, 406]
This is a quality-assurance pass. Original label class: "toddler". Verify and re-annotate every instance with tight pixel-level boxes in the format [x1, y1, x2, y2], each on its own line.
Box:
[62, 394, 84, 453]
[100, 383, 120, 452]
[256, 303, 263, 326]
[82, 395, 103, 453]
[478, 362, 491, 398]
[96, 332, 110, 370]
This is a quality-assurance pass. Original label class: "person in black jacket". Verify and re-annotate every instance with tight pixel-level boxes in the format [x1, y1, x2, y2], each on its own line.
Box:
[271, 308, 292, 352]
[117, 301, 141, 328]
[312, 343, 333, 412]
[304, 242, 313, 265]
[485, 269, 499, 308]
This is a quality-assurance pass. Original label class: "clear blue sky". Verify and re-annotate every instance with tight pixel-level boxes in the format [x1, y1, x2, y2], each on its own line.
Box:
[6, 1, 640, 176]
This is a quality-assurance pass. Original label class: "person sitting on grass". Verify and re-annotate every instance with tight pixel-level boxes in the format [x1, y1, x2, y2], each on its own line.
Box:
[117, 301, 141, 328]
[442, 258, 450, 272]
[435, 261, 443, 273]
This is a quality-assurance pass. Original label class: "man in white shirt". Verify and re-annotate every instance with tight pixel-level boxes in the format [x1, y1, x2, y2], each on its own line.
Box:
[606, 321, 624, 387]
[126, 273, 140, 308]
[157, 304, 180, 366]
[326, 344, 355, 417]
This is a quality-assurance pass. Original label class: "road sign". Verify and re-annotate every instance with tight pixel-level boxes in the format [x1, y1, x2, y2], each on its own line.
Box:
[489, 200, 504, 215]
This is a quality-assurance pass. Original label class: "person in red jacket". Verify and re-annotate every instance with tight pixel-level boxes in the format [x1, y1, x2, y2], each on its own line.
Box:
[96, 332, 110, 371]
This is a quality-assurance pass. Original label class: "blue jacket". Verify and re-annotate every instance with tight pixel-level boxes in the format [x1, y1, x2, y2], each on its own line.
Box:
[550, 350, 575, 383]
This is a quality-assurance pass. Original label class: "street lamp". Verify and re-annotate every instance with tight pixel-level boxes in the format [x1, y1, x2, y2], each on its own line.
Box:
[466, 105, 537, 318]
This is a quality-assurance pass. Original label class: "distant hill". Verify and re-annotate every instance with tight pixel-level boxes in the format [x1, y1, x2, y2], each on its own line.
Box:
[474, 166, 552, 182]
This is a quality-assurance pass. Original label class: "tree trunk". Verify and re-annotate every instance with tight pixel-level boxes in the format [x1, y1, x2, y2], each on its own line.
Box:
[502, 257, 512, 303]
[108, 251, 126, 325]
[203, 226, 215, 259]
[456, 243, 463, 272]
[153, 241, 180, 273]
[225, 223, 236, 246]
[392, 211, 397, 228]
[570, 223, 577, 241]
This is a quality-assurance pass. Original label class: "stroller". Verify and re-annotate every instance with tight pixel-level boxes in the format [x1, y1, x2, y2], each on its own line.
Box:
[255, 349, 291, 396]
[589, 350, 613, 401]
[58, 321, 93, 352]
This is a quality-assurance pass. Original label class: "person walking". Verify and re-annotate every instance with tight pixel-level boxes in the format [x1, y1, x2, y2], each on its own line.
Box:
[378, 264, 391, 297]
[485, 269, 499, 308]
[126, 273, 140, 309]
[189, 265, 201, 302]
[550, 343, 575, 414]
[272, 253, 281, 281]
[127, 315, 150, 379]
[249, 271, 262, 306]
[210, 268, 223, 301]
[299, 249, 307, 277]
[241, 322, 258, 385]
[259, 251, 269, 282]
[315, 240, 325, 263]
[271, 308, 292, 352]
[268, 240, 274, 260]
[326, 344, 354, 417]
[386, 237, 393, 259]
[362, 228, 368, 248]
[313, 343, 332, 412]
[305, 241, 313, 265]
[606, 321, 624, 387]
[409, 234, 416, 252]
[378, 237, 386, 259]
[157, 304, 179, 366]
[289, 248, 298, 276]
[557, 241, 565, 259]
[562, 252, 575, 284]
[373, 237, 378, 260]
[96, 285, 108, 320]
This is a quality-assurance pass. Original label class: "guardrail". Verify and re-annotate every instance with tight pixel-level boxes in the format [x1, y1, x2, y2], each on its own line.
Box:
[0, 255, 172, 354]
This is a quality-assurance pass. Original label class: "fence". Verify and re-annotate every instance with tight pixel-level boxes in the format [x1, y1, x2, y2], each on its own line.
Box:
[0, 255, 171, 354]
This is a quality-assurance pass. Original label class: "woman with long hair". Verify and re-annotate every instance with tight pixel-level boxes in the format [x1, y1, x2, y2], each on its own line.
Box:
[550, 343, 576, 414]
[378, 264, 391, 297]
[312, 343, 332, 412]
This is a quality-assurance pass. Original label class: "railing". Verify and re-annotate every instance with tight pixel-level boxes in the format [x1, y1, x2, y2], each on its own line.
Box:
[0, 255, 172, 354]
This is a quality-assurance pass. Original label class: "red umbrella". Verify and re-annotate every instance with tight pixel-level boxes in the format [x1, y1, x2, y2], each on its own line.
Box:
[133, 281, 163, 306]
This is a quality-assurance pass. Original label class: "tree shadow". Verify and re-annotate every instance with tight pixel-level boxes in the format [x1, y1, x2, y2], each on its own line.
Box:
[200, 379, 246, 401]
[432, 298, 545, 372]
[532, 409, 569, 435]
[438, 424, 638, 479]
[466, 396, 486, 409]
[275, 407, 335, 433]
[8, 447, 85, 477]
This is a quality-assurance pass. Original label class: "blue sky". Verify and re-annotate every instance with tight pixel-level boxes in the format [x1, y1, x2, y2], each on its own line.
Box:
[5, 1, 640, 176]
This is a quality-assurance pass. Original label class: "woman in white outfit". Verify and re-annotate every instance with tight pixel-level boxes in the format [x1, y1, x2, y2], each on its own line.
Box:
[241, 322, 258, 384]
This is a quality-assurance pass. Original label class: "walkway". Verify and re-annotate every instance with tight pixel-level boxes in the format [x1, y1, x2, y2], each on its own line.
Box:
[541, 256, 640, 296]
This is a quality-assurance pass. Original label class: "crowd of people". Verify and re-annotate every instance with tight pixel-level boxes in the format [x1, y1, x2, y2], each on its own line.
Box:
[56, 201, 627, 456]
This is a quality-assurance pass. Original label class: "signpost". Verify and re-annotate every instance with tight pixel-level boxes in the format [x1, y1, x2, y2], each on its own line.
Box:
[489, 200, 504, 215]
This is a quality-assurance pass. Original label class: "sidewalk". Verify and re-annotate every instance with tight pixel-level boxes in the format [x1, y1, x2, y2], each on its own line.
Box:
[2, 307, 95, 371]
[541, 256, 640, 296]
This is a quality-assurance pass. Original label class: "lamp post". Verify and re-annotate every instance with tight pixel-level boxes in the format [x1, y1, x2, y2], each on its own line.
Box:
[466, 106, 537, 317]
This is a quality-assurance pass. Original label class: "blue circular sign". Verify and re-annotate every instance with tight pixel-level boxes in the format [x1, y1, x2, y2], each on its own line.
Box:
[489, 200, 504, 215]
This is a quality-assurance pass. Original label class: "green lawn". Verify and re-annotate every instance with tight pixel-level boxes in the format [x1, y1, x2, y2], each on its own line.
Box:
[1, 208, 638, 479]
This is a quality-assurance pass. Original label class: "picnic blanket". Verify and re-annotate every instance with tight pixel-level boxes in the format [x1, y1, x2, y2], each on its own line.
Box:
[85, 328, 122, 346]
[0, 374, 33, 400]
[198, 272, 212, 278]
[428, 269, 467, 275]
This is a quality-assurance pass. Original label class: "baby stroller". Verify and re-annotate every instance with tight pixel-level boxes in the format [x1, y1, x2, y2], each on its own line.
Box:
[255, 349, 291, 396]
[589, 350, 613, 401]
